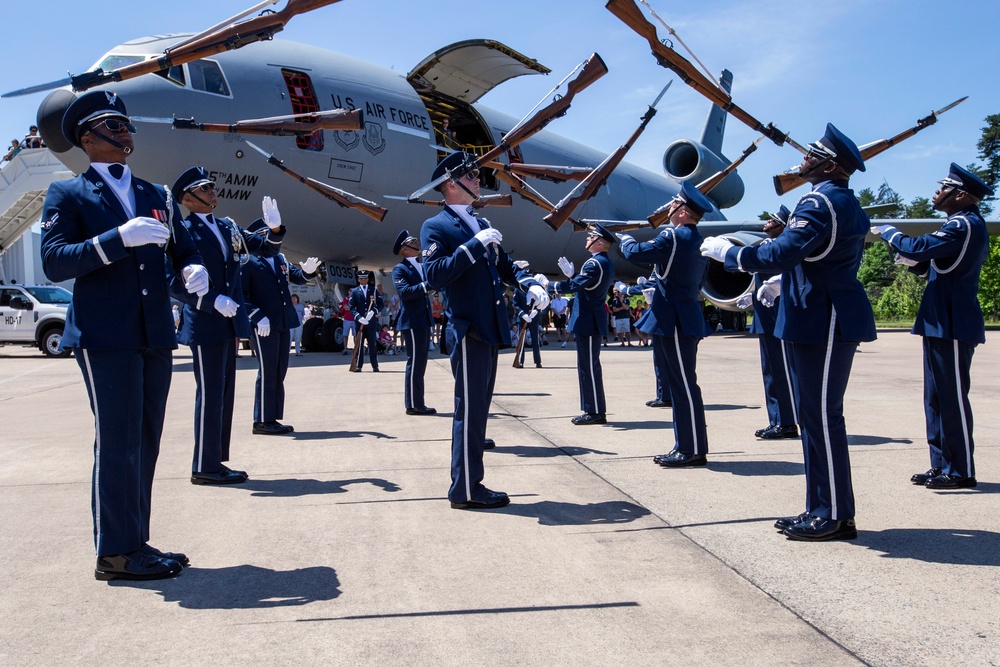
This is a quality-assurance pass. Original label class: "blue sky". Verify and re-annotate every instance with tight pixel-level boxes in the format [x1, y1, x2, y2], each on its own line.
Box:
[3, 0, 997, 221]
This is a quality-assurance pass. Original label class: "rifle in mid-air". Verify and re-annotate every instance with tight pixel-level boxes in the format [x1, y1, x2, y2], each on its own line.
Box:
[772, 96, 969, 195]
[245, 141, 388, 222]
[385, 194, 512, 208]
[3, 0, 344, 97]
[133, 109, 364, 137]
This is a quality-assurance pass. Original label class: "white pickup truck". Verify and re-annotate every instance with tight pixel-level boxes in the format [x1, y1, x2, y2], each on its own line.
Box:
[0, 284, 71, 357]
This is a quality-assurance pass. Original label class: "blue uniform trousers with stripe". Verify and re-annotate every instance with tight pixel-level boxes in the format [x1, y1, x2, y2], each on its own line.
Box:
[923, 337, 976, 478]
[655, 332, 707, 455]
[518, 320, 542, 367]
[252, 329, 290, 423]
[760, 332, 797, 427]
[447, 328, 497, 503]
[76, 347, 172, 556]
[653, 339, 666, 402]
[191, 340, 236, 473]
[575, 334, 606, 415]
[354, 323, 380, 371]
[789, 340, 857, 521]
[402, 327, 431, 410]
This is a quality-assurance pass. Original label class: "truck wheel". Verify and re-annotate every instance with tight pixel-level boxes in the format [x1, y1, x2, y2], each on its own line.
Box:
[301, 319, 323, 352]
[41, 327, 71, 358]
[321, 317, 345, 352]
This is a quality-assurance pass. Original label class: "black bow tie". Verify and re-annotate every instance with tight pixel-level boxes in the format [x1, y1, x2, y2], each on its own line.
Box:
[108, 163, 125, 179]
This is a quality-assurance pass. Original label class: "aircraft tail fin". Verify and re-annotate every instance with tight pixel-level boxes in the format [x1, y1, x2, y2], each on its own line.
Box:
[699, 69, 733, 156]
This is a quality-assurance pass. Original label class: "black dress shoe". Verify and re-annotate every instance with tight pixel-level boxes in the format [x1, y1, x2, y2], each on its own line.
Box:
[645, 398, 672, 408]
[925, 474, 977, 489]
[535, 363, 542, 368]
[191, 467, 249, 485]
[483, 438, 496, 450]
[652, 449, 679, 464]
[773, 512, 813, 531]
[95, 551, 183, 581]
[759, 424, 799, 440]
[910, 467, 942, 485]
[571, 413, 607, 425]
[141, 543, 189, 567]
[450, 488, 510, 509]
[783, 517, 857, 541]
[658, 450, 707, 467]
[406, 407, 437, 415]
[372, 367, 380, 372]
[754, 425, 774, 438]
[253, 421, 293, 435]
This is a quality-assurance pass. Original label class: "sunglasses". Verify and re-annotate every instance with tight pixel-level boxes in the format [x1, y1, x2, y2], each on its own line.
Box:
[91, 118, 137, 134]
[461, 169, 480, 181]
[188, 183, 216, 193]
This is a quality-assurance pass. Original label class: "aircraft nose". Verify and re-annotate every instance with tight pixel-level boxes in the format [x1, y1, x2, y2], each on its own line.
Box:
[36, 89, 77, 153]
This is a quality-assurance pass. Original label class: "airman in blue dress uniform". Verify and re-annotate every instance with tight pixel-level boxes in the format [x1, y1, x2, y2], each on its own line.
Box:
[40, 90, 209, 580]
[168, 166, 286, 483]
[871, 163, 992, 490]
[741, 205, 798, 440]
[242, 225, 320, 434]
[618, 181, 713, 466]
[512, 285, 543, 368]
[702, 123, 876, 541]
[537, 224, 616, 425]
[420, 152, 547, 509]
[348, 270, 384, 371]
[391, 229, 436, 414]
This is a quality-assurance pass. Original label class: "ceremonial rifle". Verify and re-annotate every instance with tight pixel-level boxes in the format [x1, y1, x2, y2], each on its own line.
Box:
[772, 96, 969, 195]
[349, 288, 377, 373]
[3, 0, 343, 97]
[132, 109, 363, 137]
[407, 53, 609, 201]
[245, 141, 387, 222]
[485, 161, 592, 184]
[512, 308, 538, 369]
[605, 0, 805, 153]
[384, 194, 512, 208]
[646, 135, 764, 228]
[544, 82, 670, 231]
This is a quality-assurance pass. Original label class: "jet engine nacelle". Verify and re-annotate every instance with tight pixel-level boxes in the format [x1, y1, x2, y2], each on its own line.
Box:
[663, 139, 745, 210]
[701, 231, 768, 311]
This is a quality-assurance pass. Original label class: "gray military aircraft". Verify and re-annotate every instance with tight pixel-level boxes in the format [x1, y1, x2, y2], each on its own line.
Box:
[7, 12, 981, 348]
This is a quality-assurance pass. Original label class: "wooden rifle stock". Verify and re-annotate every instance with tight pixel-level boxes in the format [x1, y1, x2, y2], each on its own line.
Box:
[486, 161, 590, 183]
[513, 320, 527, 368]
[473, 54, 608, 171]
[605, 0, 799, 151]
[403, 194, 512, 208]
[172, 109, 363, 137]
[261, 153, 387, 222]
[545, 102, 659, 231]
[772, 96, 968, 196]
[68, 0, 343, 91]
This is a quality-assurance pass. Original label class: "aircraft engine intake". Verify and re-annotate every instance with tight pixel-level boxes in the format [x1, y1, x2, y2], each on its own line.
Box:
[700, 231, 767, 312]
[36, 89, 78, 153]
[663, 139, 744, 210]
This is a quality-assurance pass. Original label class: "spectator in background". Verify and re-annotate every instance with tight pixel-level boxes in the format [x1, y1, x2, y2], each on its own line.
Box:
[3, 139, 22, 163]
[290, 293, 305, 356]
[339, 293, 355, 356]
[430, 292, 444, 347]
[24, 125, 44, 149]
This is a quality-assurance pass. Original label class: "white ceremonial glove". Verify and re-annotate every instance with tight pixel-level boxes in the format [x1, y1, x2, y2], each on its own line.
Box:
[700, 237, 735, 263]
[181, 264, 210, 296]
[757, 275, 782, 308]
[736, 293, 753, 310]
[299, 256, 321, 274]
[641, 287, 655, 304]
[870, 224, 894, 236]
[527, 285, 550, 311]
[262, 196, 281, 231]
[636, 276, 647, 286]
[256, 316, 271, 337]
[513, 260, 530, 269]
[894, 253, 920, 267]
[616, 232, 635, 245]
[557, 256, 574, 278]
[533, 273, 550, 289]
[521, 313, 532, 323]
[119, 217, 170, 248]
[365, 309, 376, 322]
[357, 316, 368, 326]
[214, 295, 239, 317]
[474, 228, 503, 248]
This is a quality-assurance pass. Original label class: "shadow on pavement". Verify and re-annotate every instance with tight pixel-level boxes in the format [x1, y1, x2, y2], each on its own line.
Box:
[859, 528, 1000, 566]
[848, 435, 915, 446]
[291, 430, 395, 441]
[495, 500, 651, 526]
[491, 445, 618, 458]
[237, 477, 402, 497]
[116, 564, 341, 608]
[706, 460, 804, 477]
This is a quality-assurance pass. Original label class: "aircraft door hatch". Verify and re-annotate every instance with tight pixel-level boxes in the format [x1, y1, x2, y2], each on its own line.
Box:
[282, 69, 324, 151]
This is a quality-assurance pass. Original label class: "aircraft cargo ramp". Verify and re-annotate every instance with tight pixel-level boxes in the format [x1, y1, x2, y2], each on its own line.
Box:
[0, 148, 72, 252]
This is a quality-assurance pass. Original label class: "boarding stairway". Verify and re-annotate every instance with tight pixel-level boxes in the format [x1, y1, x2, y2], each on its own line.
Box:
[0, 148, 72, 253]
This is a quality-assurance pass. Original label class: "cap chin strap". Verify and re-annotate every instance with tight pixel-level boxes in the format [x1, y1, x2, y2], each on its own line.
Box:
[90, 129, 131, 155]
[188, 189, 216, 210]
[454, 178, 480, 202]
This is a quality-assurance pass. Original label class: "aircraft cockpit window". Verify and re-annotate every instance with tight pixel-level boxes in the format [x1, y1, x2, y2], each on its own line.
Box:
[188, 60, 231, 97]
[96, 54, 145, 72]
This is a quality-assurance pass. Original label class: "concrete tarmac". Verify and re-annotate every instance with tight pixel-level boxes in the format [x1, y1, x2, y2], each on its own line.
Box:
[0, 330, 997, 666]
